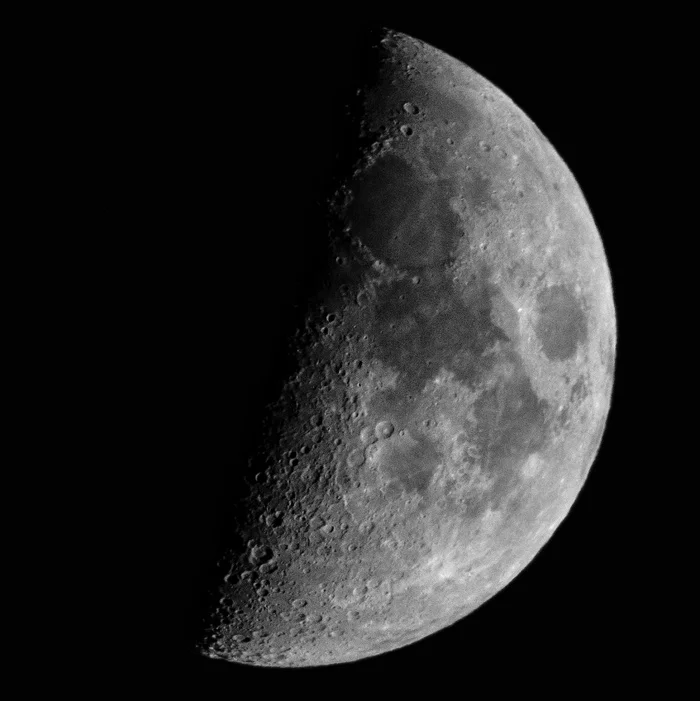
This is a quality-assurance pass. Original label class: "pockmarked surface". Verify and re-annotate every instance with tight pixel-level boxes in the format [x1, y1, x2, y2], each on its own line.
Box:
[199, 30, 616, 667]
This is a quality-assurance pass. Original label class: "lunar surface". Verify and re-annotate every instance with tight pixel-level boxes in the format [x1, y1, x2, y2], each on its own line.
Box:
[198, 30, 616, 667]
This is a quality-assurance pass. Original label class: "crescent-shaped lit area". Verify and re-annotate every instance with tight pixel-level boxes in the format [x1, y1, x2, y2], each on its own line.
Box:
[197, 28, 616, 667]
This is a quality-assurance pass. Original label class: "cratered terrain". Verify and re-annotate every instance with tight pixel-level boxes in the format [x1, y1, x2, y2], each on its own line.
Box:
[196, 29, 616, 667]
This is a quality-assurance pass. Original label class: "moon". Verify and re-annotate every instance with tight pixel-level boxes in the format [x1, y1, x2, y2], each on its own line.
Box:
[197, 29, 616, 667]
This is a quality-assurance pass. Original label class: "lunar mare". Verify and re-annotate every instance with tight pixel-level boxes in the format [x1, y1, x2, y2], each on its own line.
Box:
[198, 30, 616, 667]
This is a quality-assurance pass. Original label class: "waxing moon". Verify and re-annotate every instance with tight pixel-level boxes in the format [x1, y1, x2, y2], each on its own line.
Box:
[198, 29, 616, 667]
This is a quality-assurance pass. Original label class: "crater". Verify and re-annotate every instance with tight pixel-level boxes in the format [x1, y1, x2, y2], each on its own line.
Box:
[379, 431, 440, 496]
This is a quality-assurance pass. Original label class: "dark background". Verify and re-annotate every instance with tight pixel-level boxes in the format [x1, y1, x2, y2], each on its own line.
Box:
[119, 12, 665, 693]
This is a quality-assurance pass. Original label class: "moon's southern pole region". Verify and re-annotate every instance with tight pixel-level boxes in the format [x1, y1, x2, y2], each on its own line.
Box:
[198, 29, 616, 666]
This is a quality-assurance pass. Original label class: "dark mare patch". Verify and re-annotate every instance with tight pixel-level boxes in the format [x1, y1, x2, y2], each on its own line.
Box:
[534, 284, 587, 361]
[345, 154, 462, 269]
